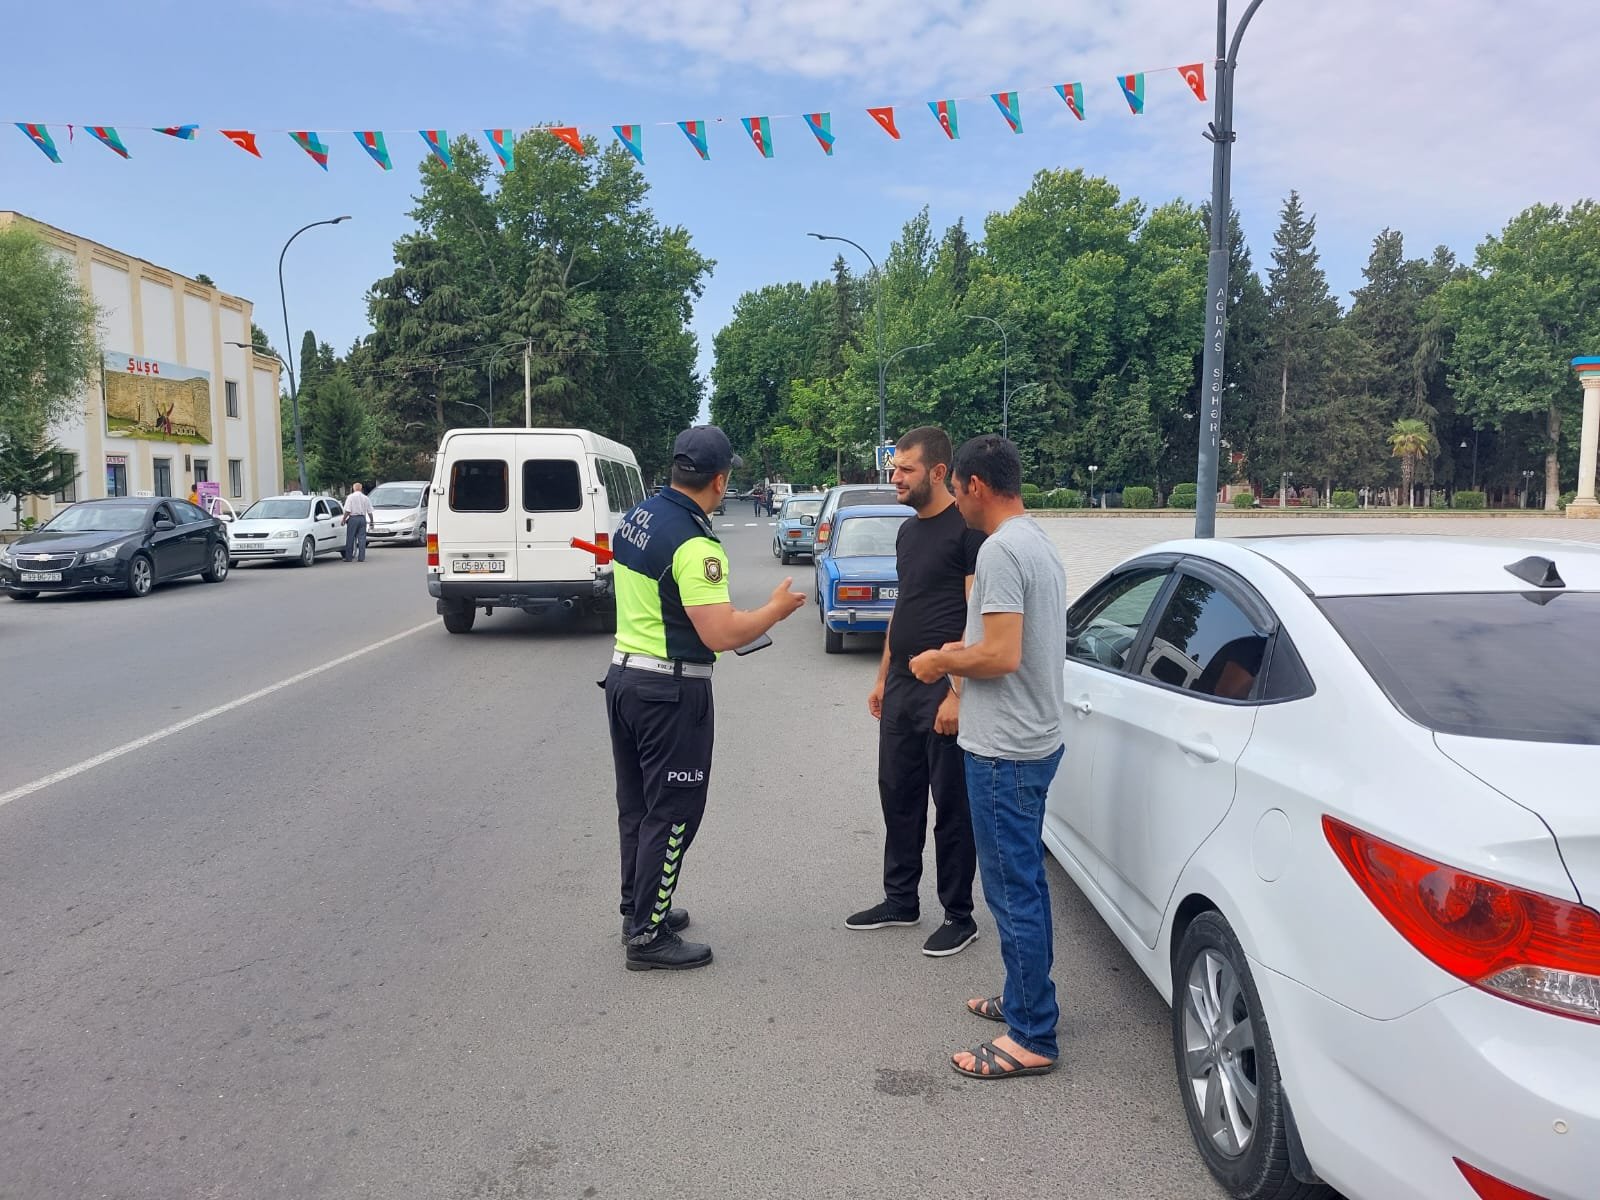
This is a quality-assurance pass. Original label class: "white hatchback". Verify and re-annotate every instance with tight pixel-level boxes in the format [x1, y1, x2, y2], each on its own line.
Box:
[227, 494, 349, 567]
[1048, 535, 1599, 1200]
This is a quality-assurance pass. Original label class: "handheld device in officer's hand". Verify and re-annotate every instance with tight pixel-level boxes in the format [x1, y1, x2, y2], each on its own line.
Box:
[734, 633, 773, 656]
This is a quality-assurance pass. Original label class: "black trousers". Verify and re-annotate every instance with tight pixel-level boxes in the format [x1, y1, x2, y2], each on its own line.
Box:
[605, 664, 715, 940]
[878, 670, 976, 921]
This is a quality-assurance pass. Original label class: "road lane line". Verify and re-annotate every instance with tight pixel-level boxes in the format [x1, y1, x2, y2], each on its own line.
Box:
[0, 619, 436, 809]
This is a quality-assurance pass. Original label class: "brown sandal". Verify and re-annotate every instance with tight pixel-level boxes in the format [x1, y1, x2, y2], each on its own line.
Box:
[951, 1040, 1058, 1080]
[965, 995, 1004, 1022]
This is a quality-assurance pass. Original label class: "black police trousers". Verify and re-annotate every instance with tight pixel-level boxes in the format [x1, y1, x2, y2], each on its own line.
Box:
[878, 669, 976, 921]
[605, 664, 715, 941]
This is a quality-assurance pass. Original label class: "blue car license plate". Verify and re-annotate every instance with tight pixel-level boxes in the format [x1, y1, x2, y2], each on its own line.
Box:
[878, 586, 898, 600]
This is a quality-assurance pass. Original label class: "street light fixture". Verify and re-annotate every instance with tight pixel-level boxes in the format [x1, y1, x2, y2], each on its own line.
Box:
[459, 401, 490, 425]
[810, 232, 886, 476]
[1521, 468, 1535, 508]
[278, 216, 352, 493]
[963, 314, 1010, 440]
[1088, 464, 1098, 509]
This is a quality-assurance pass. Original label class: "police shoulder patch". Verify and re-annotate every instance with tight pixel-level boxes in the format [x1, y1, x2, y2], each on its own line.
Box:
[703, 556, 724, 584]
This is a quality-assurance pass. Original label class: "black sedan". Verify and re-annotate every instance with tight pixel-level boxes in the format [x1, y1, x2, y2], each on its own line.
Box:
[0, 497, 231, 600]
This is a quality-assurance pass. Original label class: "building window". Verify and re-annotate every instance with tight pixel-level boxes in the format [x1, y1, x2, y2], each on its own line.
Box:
[153, 458, 173, 497]
[193, 458, 210, 484]
[106, 458, 129, 497]
[229, 459, 243, 498]
[225, 379, 239, 418]
[54, 452, 79, 502]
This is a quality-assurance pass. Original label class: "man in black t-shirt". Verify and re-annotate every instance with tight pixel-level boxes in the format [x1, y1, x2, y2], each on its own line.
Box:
[846, 427, 985, 957]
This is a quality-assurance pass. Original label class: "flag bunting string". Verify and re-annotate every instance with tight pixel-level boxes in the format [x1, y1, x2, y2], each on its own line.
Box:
[8, 63, 1205, 169]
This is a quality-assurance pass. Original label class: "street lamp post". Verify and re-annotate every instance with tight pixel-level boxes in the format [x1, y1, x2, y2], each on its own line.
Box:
[1193, 0, 1270, 539]
[459, 401, 489, 425]
[278, 216, 352, 494]
[810, 232, 886, 478]
[963, 314, 1010, 440]
[1521, 469, 1535, 509]
[1088, 464, 1099, 509]
[227, 339, 294, 487]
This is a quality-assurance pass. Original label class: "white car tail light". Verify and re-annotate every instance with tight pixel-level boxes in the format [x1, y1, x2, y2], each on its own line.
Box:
[1324, 816, 1600, 1025]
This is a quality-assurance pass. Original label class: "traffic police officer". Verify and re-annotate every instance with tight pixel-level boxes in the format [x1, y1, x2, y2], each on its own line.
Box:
[606, 425, 805, 970]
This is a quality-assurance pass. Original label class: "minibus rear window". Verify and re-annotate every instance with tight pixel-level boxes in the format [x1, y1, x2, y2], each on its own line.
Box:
[523, 459, 583, 512]
[450, 460, 508, 512]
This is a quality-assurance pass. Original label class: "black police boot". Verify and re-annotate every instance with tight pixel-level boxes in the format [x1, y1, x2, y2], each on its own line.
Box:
[625, 928, 713, 971]
[619, 908, 690, 945]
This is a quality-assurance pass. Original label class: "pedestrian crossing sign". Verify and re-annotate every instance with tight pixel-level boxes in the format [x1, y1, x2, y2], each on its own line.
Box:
[876, 444, 897, 472]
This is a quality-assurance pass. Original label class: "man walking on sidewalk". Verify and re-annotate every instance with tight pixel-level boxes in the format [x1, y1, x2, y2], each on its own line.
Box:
[911, 434, 1067, 1080]
[342, 482, 374, 562]
[847, 427, 985, 957]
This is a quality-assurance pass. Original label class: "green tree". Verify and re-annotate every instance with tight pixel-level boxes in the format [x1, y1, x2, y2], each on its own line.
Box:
[251, 323, 275, 355]
[0, 224, 101, 439]
[311, 373, 374, 491]
[1388, 417, 1434, 506]
[1260, 191, 1342, 492]
[0, 423, 76, 526]
[1437, 201, 1600, 507]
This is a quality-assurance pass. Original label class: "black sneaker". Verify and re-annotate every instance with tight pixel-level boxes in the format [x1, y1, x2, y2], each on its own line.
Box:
[620, 908, 690, 945]
[922, 917, 980, 957]
[844, 900, 920, 930]
[625, 929, 713, 971]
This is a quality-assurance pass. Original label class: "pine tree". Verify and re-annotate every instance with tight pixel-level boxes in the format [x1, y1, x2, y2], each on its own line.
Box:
[1261, 191, 1341, 494]
[0, 424, 75, 526]
[310, 374, 373, 491]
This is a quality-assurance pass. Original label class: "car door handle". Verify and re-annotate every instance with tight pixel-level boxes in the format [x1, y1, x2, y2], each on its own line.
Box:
[1177, 738, 1222, 763]
[1070, 698, 1093, 716]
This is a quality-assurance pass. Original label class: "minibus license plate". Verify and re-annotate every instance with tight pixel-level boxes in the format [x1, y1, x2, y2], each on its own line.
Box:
[454, 559, 505, 573]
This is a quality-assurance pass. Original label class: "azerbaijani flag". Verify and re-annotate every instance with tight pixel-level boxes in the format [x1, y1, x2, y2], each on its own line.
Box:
[742, 116, 774, 158]
[355, 131, 392, 170]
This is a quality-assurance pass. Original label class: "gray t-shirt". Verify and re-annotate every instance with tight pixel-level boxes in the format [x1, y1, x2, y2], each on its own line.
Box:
[958, 515, 1066, 761]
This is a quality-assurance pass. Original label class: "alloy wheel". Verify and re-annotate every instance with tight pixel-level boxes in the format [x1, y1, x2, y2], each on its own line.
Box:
[129, 557, 153, 597]
[1181, 947, 1260, 1159]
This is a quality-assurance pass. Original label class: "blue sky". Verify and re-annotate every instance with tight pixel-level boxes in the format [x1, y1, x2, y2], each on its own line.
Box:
[6, 0, 1598, 403]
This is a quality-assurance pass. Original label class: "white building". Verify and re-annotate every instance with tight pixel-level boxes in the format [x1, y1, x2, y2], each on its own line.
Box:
[1, 212, 283, 524]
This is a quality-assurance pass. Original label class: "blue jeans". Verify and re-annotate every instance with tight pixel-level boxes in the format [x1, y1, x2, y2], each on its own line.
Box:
[965, 744, 1064, 1060]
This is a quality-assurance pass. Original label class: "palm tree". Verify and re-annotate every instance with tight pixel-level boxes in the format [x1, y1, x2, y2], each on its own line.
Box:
[1388, 418, 1433, 507]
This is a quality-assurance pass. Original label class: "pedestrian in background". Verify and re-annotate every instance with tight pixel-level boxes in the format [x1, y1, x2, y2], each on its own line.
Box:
[911, 434, 1067, 1081]
[606, 425, 805, 971]
[849, 426, 983, 957]
[342, 482, 374, 563]
[187, 482, 200, 507]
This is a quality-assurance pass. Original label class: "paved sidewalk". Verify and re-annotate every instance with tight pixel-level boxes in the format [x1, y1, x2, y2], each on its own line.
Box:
[1035, 512, 1599, 599]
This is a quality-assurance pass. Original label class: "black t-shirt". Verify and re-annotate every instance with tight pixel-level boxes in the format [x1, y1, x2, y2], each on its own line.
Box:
[888, 503, 985, 668]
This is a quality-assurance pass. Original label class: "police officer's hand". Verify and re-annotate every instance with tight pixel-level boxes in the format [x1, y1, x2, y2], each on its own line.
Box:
[769, 577, 805, 621]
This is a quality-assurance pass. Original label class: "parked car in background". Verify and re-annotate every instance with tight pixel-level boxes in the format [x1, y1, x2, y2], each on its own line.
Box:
[1046, 535, 1600, 1200]
[810, 483, 899, 556]
[0, 497, 230, 599]
[227, 494, 348, 567]
[367, 480, 430, 546]
[813, 502, 912, 653]
[772, 494, 825, 563]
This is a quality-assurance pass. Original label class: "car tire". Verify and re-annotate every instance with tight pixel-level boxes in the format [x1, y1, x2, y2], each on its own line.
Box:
[824, 625, 845, 654]
[442, 604, 477, 635]
[772, 538, 780, 560]
[10, 591, 39, 601]
[229, 558, 239, 570]
[416, 523, 426, 548]
[298, 536, 316, 568]
[126, 554, 154, 598]
[781, 551, 794, 565]
[202, 543, 230, 583]
[1171, 912, 1327, 1200]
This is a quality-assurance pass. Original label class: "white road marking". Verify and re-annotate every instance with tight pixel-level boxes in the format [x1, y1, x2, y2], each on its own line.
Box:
[744, 522, 758, 527]
[0, 619, 436, 809]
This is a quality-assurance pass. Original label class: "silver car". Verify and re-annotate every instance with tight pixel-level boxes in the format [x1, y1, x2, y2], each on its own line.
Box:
[367, 480, 430, 546]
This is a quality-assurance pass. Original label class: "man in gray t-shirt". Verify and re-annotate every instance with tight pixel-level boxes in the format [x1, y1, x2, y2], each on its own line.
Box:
[910, 434, 1066, 1082]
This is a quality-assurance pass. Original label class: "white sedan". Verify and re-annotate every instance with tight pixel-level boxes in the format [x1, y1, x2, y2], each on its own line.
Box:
[227, 494, 349, 567]
[1048, 535, 1598, 1200]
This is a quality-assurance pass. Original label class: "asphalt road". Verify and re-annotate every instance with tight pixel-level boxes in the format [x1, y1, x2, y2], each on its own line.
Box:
[0, 524, 1225, 1200]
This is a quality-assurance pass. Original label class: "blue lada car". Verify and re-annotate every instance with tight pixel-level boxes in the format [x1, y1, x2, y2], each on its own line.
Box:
[814, 503, 913, 653]
[771, 494, 825, 564]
